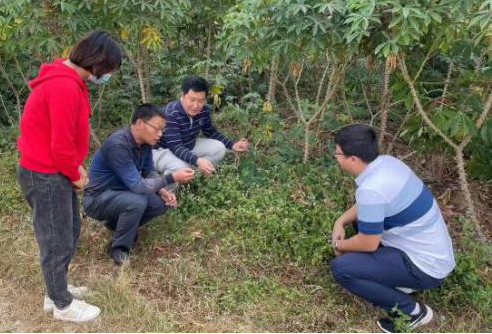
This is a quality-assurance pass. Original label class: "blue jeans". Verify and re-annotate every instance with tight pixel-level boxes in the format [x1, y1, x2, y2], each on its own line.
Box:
[83, 190, 167, 252]
[17, 166, 79, 309]
[331, 246, 444, 314]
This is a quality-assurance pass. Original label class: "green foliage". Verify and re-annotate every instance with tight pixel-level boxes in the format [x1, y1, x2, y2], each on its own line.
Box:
[0, 144, 26, 217]
[219, 0, 347, 70]
[425, 225, 491, 319]
[151, 152, 352, 266]
[343, 0, 486, 58]
[0, 126, 18, 152]
[468, 134, 492, 181]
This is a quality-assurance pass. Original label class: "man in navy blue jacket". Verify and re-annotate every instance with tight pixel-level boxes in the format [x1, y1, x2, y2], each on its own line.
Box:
[153, 77, 249, 176]
[83, 104, 194, 265]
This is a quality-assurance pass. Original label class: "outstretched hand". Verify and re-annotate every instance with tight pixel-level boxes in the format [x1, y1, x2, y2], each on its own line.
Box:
[232, 138, 249, 153]
[172, 168, 195, 183]
[196, 158, 215, 175]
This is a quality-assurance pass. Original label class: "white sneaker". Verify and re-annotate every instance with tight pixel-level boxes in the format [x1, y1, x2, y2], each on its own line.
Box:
[53, 299, 100, 322]
[43, 285, 89, 312]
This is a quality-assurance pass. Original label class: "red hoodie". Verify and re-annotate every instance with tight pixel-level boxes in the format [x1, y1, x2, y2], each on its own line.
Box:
[18, 59, 91, 181]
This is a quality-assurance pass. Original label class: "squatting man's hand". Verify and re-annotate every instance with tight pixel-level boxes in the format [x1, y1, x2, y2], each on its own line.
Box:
[330, 218, 346, 257]
[196, 158, 215, 175]
[172, 168, 195, 183]
[159, 188, 178, 207]
[232, 138, 249, 153]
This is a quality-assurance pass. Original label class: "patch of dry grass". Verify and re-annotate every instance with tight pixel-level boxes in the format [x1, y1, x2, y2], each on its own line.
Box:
[2, 212, 488, 332]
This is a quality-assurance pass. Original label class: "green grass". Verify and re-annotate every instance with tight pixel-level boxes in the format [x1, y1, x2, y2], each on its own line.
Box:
[0, 146, 490, 332]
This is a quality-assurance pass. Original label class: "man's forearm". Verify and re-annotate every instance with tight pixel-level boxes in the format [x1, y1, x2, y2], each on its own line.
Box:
[336, 233, 380, 253]
[130, 174, 175, 194]
[337, 204, 357, 227]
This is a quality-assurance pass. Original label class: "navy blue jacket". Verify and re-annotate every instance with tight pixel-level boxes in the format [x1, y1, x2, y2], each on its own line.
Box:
[85, 127, 174, 196]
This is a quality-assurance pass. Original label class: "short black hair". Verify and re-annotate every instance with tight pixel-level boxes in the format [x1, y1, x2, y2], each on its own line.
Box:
[182, 77, 209, 95]
[131, 103, 165, 124]
[69, 30, 122, 77]
[334, 124, 379, 163]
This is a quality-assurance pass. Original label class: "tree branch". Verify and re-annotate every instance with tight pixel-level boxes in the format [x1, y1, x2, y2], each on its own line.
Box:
[362, 84, 376, 125]
[315, 55, 331, 107]
[398, 54, 458, 149]
[293, 61, 305, 123]
[412, 48, 435, 84]
[277, 77, 305, 124]
[14, 56, 30, 91]
[313, 62, 345, 125]
[379, 58, 392, 148]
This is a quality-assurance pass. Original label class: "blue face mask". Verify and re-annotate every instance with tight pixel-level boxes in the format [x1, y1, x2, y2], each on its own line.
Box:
[88, 73, 112, 85]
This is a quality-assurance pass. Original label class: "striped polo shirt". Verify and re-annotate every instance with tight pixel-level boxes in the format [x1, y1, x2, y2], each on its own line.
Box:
[356, 155, 455, 279]
[157, 100, 233, 166]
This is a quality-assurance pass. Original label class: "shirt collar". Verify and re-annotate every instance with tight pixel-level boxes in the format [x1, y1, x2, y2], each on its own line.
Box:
[176, 100, 186, 115]
[123, 126, 139, 149]
[355, 155, 383, 186]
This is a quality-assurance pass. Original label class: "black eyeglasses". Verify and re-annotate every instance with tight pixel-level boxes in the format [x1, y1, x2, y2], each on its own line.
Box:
[142, 120, 164, 133]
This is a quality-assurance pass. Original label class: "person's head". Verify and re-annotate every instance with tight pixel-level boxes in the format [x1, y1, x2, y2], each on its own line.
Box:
[69, 30, 122, 82]
[333, 124, 379, 175]
[180, 77, 209, 117]
[130, 103, 166, 145]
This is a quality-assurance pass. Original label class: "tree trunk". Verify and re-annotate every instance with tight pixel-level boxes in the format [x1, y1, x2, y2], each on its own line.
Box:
[205, 21, 213, 80]
[126, 47, 149, 104]
[139, 46, 151, 103]
[379, 59, 392, 150]
[303, 124, 310, 163]
[267, 57, 279, 104]
[454, 148, 483, 238]
[136, 54, 149, 103]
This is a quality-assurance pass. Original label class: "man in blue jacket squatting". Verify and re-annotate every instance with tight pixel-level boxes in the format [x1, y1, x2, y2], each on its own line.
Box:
[83, 104, 194, 265]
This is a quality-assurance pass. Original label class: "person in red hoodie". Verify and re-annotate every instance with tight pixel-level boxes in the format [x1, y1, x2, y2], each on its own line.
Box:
[17, 30, 121, 323]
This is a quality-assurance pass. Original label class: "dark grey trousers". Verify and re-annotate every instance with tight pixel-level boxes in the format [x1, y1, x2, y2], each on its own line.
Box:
[17, 166, 79, 309]
[83, 190, 167, 252]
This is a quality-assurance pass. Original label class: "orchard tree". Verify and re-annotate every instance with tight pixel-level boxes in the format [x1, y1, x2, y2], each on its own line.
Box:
[342, 0, 492, 238]
[220, 0, 350, 162]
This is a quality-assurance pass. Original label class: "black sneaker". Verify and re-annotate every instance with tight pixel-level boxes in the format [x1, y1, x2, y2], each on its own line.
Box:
[377, 304, 433, 333]
[108, 247, 129, 266]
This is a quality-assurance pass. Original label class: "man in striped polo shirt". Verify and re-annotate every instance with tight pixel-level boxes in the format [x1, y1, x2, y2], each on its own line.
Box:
[330, 124, 455, 333]
[153, 77, 248, 178]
